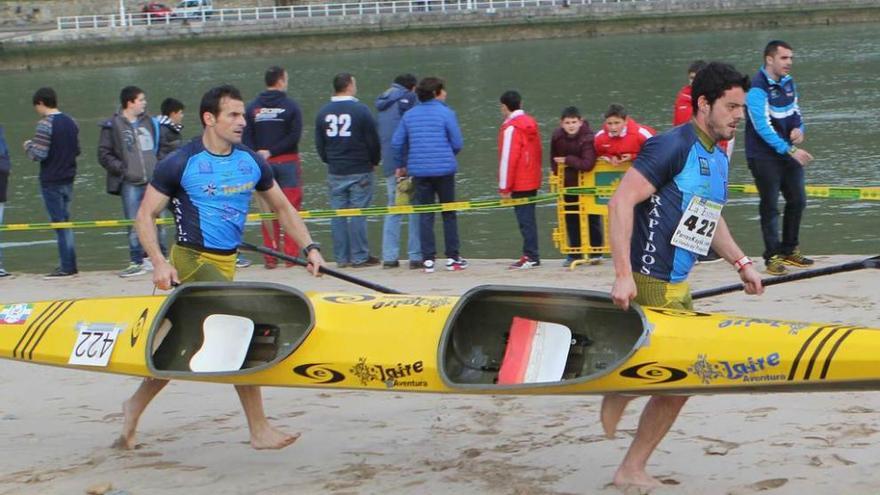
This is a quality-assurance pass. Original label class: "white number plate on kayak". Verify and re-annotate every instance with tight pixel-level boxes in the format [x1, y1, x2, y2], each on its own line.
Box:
[68, 323, 122, 367]
[670, 196, 722, 256]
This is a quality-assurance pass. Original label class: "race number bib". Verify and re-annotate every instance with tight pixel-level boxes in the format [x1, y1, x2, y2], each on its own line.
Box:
[670, 196, 722, 256]
[68, 323, 122, 367]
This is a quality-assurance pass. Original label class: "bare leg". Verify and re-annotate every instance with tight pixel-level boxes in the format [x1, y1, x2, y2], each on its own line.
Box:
[235, 385, 299, 450]
[613, 395, 689, 490]
[113, 377, 170, 449]
[600, 394, 636, 438]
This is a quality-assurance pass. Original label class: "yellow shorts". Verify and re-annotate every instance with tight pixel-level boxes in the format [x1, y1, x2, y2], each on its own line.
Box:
[170, 244, 236, 283]
[632, 272, 693, 310]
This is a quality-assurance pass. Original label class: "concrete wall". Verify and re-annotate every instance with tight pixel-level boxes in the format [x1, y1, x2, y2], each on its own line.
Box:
[0, 0, 267, 26]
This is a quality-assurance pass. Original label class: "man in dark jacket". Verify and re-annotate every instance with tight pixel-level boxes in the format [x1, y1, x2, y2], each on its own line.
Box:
[24, 87, 80, 279]
[244, 66, 305, 269]
[0, 124, 11, 278]
[375, 73, 420, 269]
[157, 97, 185, 161]
[315, 73, 381, 268]
[549, 106, 601, 267]
[98, 86, 166, 278]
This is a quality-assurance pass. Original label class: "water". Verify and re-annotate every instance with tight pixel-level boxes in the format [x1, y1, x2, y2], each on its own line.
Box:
[0, 23, 878, 272]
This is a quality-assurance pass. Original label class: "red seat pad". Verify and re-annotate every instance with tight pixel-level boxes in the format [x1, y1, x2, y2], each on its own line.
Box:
[497, 317, 538, 384]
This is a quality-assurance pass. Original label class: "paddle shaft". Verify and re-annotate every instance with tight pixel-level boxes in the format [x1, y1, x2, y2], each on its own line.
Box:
[238, 242, 403, 294]
[692, 255, 880, 300]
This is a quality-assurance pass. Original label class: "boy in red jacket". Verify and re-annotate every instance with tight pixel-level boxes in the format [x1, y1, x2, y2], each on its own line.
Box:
[498, 90, 542, 269]
[593, 104, 655, 165]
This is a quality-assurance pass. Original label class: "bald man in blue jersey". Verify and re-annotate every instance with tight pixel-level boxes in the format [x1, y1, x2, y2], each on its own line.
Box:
[602, 63, 764, 489]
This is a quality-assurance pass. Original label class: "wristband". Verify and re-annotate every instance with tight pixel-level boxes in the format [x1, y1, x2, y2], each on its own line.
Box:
[302, 242, 321, 258]
[734, 256, 753, 272]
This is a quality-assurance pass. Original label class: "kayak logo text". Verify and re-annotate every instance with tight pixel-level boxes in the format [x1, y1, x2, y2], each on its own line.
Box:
[350, 357, 427, 388]
[619, 362, 688, 384]
[688, 352, 784, 384]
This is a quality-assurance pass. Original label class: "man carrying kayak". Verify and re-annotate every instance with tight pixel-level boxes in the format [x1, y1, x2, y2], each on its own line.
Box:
[123, 85, 325, 450]
[603, 62, 764, 489]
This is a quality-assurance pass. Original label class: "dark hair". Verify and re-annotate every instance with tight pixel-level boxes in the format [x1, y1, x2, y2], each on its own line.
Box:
[32, 87, 57, 108]
[120, 86, 144, 109]
[393, 73, 418, 90]
[160, 97, 185, 116]
[265, 65, 286, 87]
[603, 103, 627, 120]
[199, 84, 243, 127]
[560, 106, 581, 120]
[416, 77, 445, 102]
[690, 62, 750, 114]
[499, 90, 522, 111]
[333, 73, 354, 93]
[688, 60, 708, 75]
[764, 40, 793, 59]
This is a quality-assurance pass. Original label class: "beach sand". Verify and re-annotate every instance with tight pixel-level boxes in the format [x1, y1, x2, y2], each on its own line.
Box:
[1, 255, 879, 495]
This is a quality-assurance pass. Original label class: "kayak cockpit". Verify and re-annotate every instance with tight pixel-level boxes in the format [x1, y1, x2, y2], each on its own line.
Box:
[147, 283, 313, 377]
[439, 286, 645, 389]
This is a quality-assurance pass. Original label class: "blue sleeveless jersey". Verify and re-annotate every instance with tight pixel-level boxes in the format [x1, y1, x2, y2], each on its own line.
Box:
[630, 124, 729, 283]
[151, 138, 274, 253]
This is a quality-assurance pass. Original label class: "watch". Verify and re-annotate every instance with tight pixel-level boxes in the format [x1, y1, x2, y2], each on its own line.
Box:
[302, 242, 321, 258]
[787, 146, 799, 156]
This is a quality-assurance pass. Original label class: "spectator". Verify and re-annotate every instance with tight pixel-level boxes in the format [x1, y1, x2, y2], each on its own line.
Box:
[549, 106, 601, 267]
[391, 77, 467, 273]
[244, 66, 305, 269]
[0, 124, 10, 278]
[98, 86, 167, 278]
[497, 90, 542, 269]
[315, 73, 381, 268]
[24, 87, 80, 279]
[375, 73, 421, 269]
[157, 97, 185, 161]
[594, 104, 655, 165]
[745, 40, 814, 276]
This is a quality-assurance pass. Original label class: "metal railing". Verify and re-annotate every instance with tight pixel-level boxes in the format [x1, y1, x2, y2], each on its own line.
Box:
[57, 0, 652, 30]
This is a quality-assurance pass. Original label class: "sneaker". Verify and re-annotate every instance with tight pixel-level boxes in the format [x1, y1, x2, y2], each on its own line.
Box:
[423, 259, 435, 273]
[119, 263, 147, 278]
[265, 258, 278, 269]
[509, 256, 540, 270]
[352, 256, 380, 268]
[336, 261, 351, 269]
[587, 254, 604, 265]
[409, 260, 423, 270]
[0, 269, 11, 278]
[562, 256, 582, 268]
[44, 268, 78, 280]
[382, 260, 400, 269]
[236, 256, 252, 269]
[142, 257, 155, 272]
[445, 257, 469, 271]
[765, 255, 788, 276]
[781, 250, 814, 267]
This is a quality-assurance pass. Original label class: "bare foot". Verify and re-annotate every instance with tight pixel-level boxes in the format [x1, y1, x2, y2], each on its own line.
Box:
[601, 395, 632, 438]
[613, 466, 663, 492]
[112, 399, 137, 450]
[250, 425, 300, 450]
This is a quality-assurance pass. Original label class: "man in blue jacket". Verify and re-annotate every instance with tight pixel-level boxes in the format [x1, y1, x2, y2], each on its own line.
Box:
[375, 73, 421, 269]
[391, 77, 467, 273]
[745, 40, 814, 276]
[315, 73, 381, 268]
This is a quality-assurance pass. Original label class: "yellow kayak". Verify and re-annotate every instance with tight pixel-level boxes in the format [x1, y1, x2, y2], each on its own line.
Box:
[1, 282, 878, 394]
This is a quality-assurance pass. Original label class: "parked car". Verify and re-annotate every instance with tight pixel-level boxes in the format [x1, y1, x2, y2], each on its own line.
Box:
[173, 0, 214, 19]
[141, 2, 174, 21]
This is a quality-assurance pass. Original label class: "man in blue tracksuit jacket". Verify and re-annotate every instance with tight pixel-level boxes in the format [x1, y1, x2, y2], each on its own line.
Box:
[391, 76, 467, 273]
[315, 73, 381, 268]
[375, 73, 420, 269]
[744, 40, 814, 275]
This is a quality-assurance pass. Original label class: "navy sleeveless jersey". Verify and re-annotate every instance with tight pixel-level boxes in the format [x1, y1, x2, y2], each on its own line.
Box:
[630, 124, 729, 283]
[151, 138, 274, 253]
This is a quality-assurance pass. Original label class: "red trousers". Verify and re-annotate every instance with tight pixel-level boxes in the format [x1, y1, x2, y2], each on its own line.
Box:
[262, 186, 303, 267]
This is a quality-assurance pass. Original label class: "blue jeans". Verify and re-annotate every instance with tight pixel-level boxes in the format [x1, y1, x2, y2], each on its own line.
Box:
[382, 176, 421, 263]
[40, 182, 77, 273]
[511, 190, 539, 261]
[747, 156, 807, 260]
[328, 172, 374, 264]
[122, 182, 166, 264]
[0, 202, 5, 269]
[414, 174, 460, 261]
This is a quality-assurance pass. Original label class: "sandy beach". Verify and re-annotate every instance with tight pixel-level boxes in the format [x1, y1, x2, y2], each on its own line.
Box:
[1, 255, 879, 495]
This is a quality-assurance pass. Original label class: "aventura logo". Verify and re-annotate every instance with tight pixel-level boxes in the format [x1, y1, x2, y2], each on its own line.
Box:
[321, 294, 453, 313]
[689, 352, 785, 385]
[717, 317, 810, 335]
[350, 357, 427, 388]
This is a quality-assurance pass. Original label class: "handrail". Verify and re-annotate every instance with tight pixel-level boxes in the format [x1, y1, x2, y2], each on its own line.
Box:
[56, 0, 649, 30]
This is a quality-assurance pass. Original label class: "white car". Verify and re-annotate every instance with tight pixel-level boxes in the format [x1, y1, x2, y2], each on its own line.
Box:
[173, 0, 214, 19]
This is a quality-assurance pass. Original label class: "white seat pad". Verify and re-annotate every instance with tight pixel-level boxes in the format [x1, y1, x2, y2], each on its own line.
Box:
[189, 314, 255, 372]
